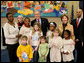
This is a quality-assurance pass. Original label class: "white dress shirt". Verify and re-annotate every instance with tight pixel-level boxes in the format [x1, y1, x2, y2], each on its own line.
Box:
[36, 18, 41, 25]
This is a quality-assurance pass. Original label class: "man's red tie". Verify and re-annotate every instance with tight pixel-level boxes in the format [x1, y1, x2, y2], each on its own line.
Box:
[37, 19, 39, 24]
[77, 19, 79, 28]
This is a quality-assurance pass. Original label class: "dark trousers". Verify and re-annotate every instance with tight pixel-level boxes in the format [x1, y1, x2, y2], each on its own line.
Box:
[32, 46, 39, 62]
[7, 43, 19, 62]
[81, 46, 84, 62]
[75, 42, 82, 62]
[73, 49, 77, 62]
[47, 48, 50, 62]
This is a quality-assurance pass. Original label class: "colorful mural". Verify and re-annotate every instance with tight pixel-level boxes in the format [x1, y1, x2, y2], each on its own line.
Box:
[1, 1, 68, 17]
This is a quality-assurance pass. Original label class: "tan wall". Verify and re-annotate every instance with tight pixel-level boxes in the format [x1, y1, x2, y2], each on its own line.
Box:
[67, 1, 79, 22]
[1, 1, 79, 27]
[1, 17, 62, 27]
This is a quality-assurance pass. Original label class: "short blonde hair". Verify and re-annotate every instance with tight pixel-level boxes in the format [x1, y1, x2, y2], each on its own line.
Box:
[20, 35, 28, 41]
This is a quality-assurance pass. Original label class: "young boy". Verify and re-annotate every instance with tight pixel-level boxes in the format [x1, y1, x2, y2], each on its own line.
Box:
[17, 36, 33, 62]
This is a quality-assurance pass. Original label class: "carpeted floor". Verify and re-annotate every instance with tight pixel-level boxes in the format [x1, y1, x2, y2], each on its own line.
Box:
[1, 49, 10, 62]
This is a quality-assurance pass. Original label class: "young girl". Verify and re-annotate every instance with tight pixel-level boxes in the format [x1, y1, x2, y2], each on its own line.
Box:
[29, 22, 43, 62]
[46, 22, 57, 39]
[19, 17, 32, 44]
[17, 36, 33, 62]
[38, 36, 49, 62]
[46, 22, 57, 62]
[61, 30, 75, 62]
[49, 29, 63, 62]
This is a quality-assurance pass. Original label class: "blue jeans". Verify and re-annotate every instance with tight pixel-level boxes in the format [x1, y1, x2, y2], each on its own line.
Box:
[1, 48, 10, 62]
[32, 46, 39, 62]
[74, 49, 77, 62]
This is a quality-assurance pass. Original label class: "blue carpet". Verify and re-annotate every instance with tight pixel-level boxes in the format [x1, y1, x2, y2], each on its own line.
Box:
[1, 49, 10, 62]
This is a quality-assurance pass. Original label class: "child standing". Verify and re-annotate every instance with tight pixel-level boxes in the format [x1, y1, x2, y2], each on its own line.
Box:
[29, 23, 43, 62]
[38, 36, 49, 62]
[49, 29, 63, 62]
[61, 30, 75, 62]
[17, 36, 33, 62]
[46, 22, 57, 62]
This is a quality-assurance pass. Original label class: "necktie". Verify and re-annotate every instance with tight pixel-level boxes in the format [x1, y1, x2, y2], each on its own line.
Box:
[37, 19, 39, 24]
[77, 19, 79, 28]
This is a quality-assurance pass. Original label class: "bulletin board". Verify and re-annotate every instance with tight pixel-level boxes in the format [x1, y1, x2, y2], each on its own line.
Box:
[1, 1, 68, 17]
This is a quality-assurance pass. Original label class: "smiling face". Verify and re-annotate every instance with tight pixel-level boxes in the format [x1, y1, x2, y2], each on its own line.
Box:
[40, 36, 46, 44]
[62, 16, 68, 24]
[34, 11, 41, 19]
[50, 25, 55, 31]
[7, 14, 14, 22]
[18, 16, 23, 23]
[64, 31, 69, 39]
[34, 25, 39, 31]
[24, 18, 30, 26]
[41, 38, 46, 44]
[21, 38, 27, 45]
[76, 9, 82, 18]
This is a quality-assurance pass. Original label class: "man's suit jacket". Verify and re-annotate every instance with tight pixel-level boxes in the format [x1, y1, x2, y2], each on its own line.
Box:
[71, 18, 83, 43]
[31, 18, 49, 36]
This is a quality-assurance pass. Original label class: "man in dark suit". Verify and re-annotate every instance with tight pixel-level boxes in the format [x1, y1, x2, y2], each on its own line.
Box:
[71, 9, 83, 62]
[31, 11, 49, 36]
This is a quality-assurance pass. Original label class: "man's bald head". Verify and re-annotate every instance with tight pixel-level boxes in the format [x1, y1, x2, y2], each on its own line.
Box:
[76, 9, 83, 18]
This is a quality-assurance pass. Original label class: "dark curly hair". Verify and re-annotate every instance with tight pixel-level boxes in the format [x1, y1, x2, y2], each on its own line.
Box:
[63, 30, 71, 38]
[6, 12, 12, 18]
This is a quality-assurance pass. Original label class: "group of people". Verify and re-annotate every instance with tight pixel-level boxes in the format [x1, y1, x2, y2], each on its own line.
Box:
[2, 8, 83, 62]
